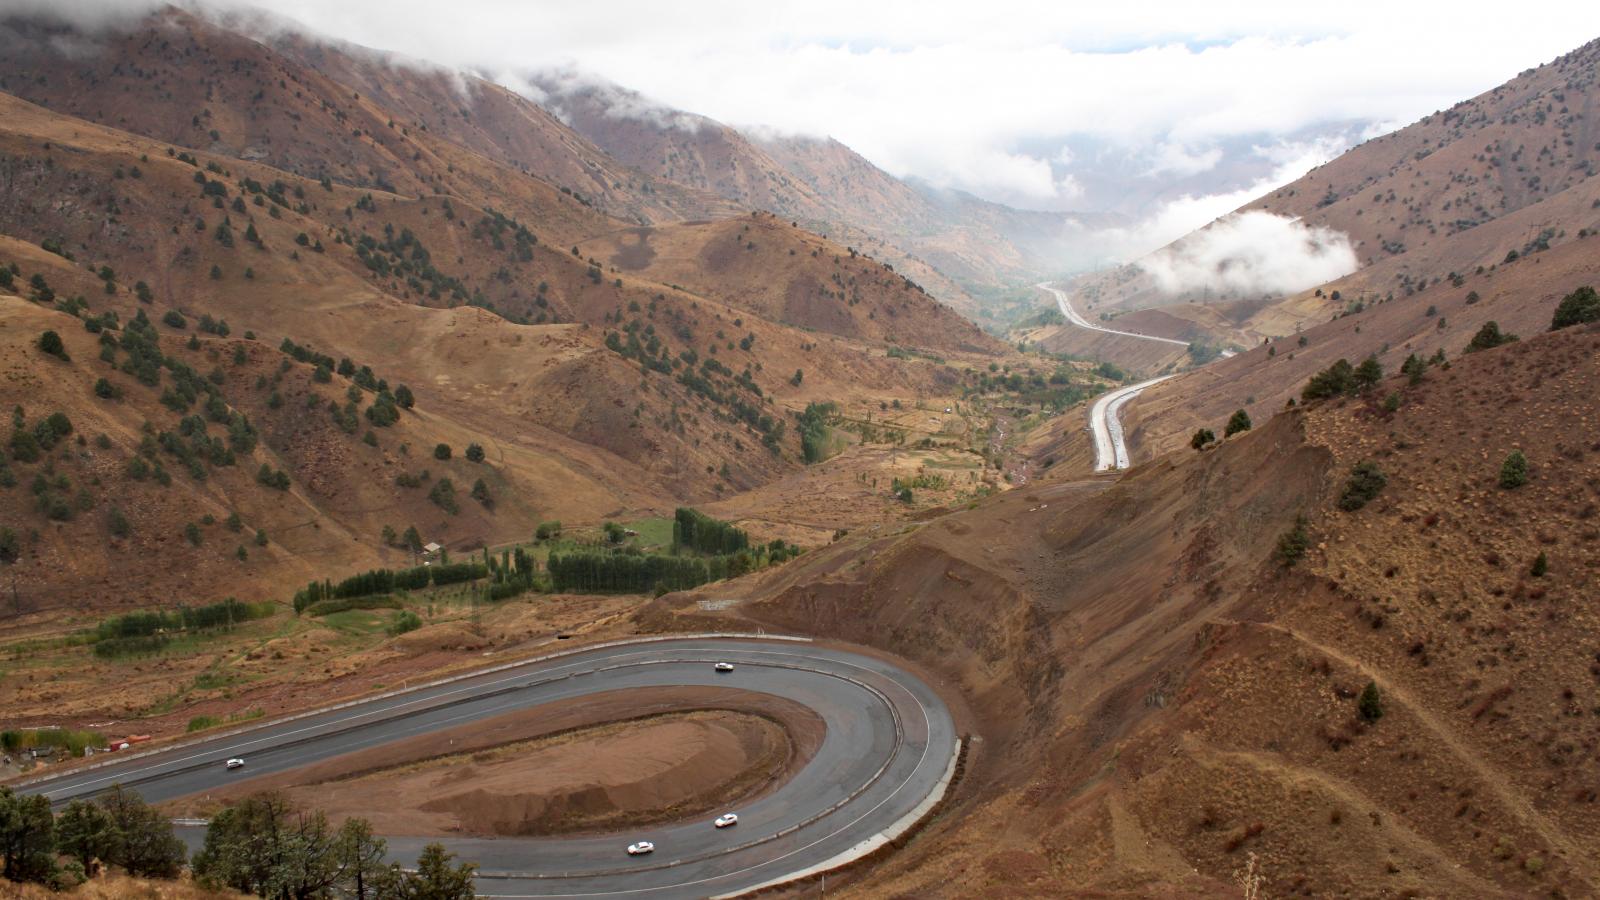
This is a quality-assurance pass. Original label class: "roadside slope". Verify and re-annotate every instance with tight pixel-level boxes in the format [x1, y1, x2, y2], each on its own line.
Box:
[653, 319, 1600, 897]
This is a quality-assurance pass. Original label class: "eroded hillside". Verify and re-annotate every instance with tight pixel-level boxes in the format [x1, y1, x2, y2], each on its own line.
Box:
[660, 319, 1600, 897]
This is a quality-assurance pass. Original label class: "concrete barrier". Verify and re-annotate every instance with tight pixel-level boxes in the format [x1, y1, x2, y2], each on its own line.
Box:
[709, 737, 964, 899]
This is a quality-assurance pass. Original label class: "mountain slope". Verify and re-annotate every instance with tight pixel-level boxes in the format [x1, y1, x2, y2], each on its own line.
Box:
[669, 318, 1600, 897]
[0, 10, 1009, 612]
[532, 73, 1119, 317]
[1065, 37, 1600, 340]
[0, 7, 740, 228]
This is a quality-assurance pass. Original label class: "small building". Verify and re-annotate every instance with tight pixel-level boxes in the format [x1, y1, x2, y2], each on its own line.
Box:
[422, 542, 443, 558]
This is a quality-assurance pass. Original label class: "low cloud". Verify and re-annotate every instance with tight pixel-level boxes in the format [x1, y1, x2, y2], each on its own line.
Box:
[524, 68, 706, 133]
[1144, 141, 1223, 177]
[1139, 211, 1358, 296]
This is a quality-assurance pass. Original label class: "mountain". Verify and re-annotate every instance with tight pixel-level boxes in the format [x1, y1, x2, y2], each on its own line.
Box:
[531, 73, 1121, 321]
[1035, 37, 1600, 461]
[1056, 37, 1600, 359]
[0, 7, 1009, 612]
[672, 315, 1600, 896]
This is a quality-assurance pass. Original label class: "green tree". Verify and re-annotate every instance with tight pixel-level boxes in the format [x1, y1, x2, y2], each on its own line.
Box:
[9, 428, 42, 463]
[1464, 321, 1518, 353]
[1301, 359, 1355, 400]
[376, 842, 477, 900]
[428, 478, 458, 514]
[1549, 285, 1599, 330]
[433, 443, 452, 461]
[37, 330, 68, 361]
[0, 786, 58, 885]
[1224, 409, 1252, 437]
[1338, 461, 1387, 511]
[1358, 681, 1383, 722]
[1190, 428, 1215, 450]
[96, 785, 185, 878]
[1352, 355, 1383, 392]
[334, 817, 388, 900]
[108, 506, 131, 539]
[1274, 515, 1309, 567]
[471, 478, 491, 505]
[464, 443, 485, 463]
[1499, 450, 1529, 488]
[1531, 552, 1548, 577]
[394, 384, 415, 408]
[1400, 353, 1425, 385]
[56, 799, 115, 876]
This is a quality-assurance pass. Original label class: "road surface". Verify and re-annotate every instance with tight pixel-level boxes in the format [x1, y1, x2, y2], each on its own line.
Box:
[16, 638, 957, 899]
[1036, 282, 1189, 348]
[1085, 374, 1177, 471]
[1037, 283, 1184, 471]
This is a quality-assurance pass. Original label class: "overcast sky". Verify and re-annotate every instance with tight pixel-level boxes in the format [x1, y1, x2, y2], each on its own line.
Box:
[174, 1, 1596, 205]
[25, 0, 1600, 250]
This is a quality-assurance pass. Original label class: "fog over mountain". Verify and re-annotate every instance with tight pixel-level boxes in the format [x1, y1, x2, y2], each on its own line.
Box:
[12, 0, 1600, 275]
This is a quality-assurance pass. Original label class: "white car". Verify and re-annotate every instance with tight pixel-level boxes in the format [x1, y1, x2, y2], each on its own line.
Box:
[714, 662, 735, 673]
[224, 758, 245, 770]
[626, 841, 654, 856]
[714, 813, 739, 828]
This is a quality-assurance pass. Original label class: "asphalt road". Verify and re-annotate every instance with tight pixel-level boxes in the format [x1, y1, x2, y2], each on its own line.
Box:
[1037, 282, 1190, 348]
[1086, 374, 1177, 471]
[1037, 282, 1182, 471]
[17, 638, 957, 899]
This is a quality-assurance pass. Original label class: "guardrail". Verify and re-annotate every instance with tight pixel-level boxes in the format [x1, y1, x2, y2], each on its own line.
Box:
[710, 737, 965, 898]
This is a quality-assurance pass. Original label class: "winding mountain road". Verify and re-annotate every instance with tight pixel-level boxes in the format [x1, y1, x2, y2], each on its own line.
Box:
[1037, 283, 1182, 471]
[16, 637, 957, 899]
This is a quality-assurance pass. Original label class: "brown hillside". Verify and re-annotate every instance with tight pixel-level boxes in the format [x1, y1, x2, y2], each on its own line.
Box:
[0, 12, 1018, 612]
[536, 74, 1121, 315]
[578, 214, 1004, 355]
[266, 31, 741, 225]
[0, 8, 736, 231]
[662, 320, 1600, 897]
[1120, 238, 1600, 465]
[1067, 36, 1600, 344]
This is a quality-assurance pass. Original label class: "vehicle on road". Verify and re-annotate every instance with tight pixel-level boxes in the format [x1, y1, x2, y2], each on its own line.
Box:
[626, 841, 654, 855]
[224, 758, 245, 770]
[714, 662, 735, 672]
[714, 813, 739, 828]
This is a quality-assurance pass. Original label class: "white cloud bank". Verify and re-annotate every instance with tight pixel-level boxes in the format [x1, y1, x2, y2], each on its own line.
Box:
[1140, 211, 1358, 296]
[15, 0, 1600, 274]
[48, 0, 1597, 215]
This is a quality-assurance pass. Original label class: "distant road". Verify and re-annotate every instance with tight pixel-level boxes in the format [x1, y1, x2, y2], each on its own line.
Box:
[15, 638, 957, 899]
[1037, 282, 1190, 348]
[1086, 374, 1176, 471]
[1036, 283, 1184, 471]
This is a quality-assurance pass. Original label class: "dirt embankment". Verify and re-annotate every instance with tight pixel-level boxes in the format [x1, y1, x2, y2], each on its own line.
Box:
[167, 687, 824, 838]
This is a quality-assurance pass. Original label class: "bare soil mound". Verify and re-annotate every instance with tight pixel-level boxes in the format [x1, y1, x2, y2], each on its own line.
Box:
[170, 687, 824, 838]
[397, 711, 785, 836]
